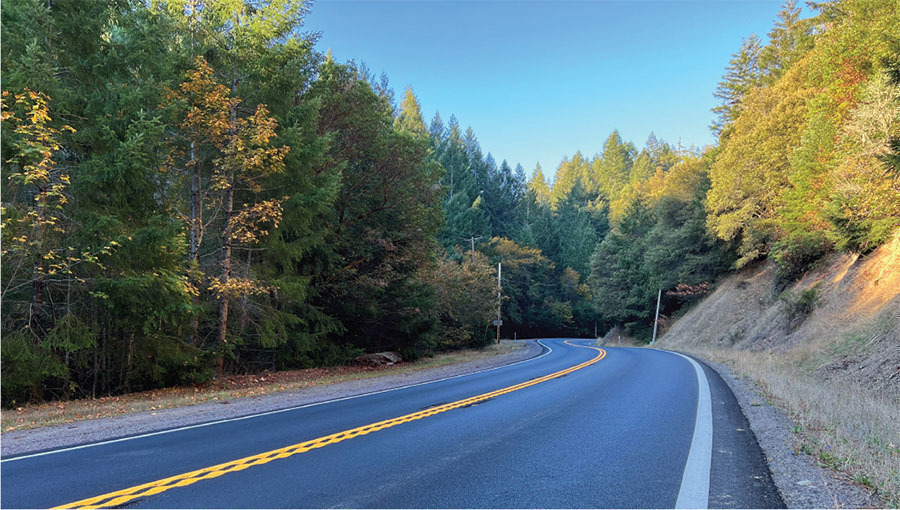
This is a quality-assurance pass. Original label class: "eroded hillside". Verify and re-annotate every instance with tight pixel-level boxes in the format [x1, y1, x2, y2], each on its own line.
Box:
[661, 232, 900, 395]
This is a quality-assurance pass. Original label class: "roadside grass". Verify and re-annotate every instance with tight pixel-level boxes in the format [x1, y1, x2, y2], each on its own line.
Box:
[688, 348, 900, 507]
[1, 341, 523, 434]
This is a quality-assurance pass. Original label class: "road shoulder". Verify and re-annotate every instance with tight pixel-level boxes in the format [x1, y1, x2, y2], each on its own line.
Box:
[1, 340, 544, 458]
[698, 356, 881, 508]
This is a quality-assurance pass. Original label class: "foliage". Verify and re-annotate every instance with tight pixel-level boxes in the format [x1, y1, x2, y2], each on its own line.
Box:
[707, 60, 814, 267]
[712, 35, 763, 137]
[1, 0, 897, 406]
[779, 285, 820, 324]
[421, 252, 497, 349]
[306, 59, 443, 357]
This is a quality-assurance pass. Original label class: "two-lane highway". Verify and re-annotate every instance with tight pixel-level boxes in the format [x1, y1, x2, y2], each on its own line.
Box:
[1, 340, 784, 508]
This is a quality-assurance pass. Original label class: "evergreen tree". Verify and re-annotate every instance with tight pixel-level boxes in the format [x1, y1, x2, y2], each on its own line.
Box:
[759, 0, 814, 81]
[590, 197, 656, 338]
[433, 116, 489, 253]
[549, 152, 589, 208]
[590, 131, 634, 201]
[307, 59, 443, 357]
[395, 86, 427, 138]
[707, 61, 813, 267]
[481, 159, 522, 239]
[711, 35, 763, 137]
[528, 164, 551, 204]
[556, 183, 599, 279]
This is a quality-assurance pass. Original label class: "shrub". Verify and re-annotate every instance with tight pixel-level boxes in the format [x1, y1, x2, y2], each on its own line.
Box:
[779, 285, 820, 328]
[771, 231, 831, 282]
[1, 331, 67, 408]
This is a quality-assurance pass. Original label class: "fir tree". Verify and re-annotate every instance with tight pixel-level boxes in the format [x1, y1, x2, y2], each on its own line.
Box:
[711, 35, 763, 137]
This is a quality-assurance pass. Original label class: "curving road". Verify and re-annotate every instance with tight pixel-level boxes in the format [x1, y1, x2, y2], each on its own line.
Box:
[1, 340, 784, 509]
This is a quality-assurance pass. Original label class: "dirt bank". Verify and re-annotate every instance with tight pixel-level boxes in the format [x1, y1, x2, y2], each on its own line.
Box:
[659, 232, 900, 505]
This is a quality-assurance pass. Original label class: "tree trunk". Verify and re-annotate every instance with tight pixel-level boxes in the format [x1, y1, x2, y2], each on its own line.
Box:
[216, 92, 237, 378]
[31, 184, 47, 332]
[216, 179, 233, 379]
[126, 329, 135, 392]
[189, 142, 202, 345]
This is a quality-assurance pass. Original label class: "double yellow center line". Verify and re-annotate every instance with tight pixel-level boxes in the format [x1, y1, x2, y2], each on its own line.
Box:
[55, 341, 606, 509]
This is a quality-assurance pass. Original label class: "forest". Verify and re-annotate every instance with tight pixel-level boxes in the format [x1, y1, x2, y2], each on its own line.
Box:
[1, 0, 898, 407]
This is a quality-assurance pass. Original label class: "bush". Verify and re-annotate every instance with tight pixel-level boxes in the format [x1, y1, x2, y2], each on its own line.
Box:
[771, 231, 831, 282]
[1, 331, 66, 408]
[624, 321, 653, 343]
[779, 285, 820, 328]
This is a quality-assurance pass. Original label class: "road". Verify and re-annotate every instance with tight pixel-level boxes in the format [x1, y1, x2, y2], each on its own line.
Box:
[1, 339, 784, 509]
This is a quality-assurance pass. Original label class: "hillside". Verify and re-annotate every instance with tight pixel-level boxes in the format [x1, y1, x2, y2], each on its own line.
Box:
[659, 231, 900, 502]
[660, 231, 900, 394]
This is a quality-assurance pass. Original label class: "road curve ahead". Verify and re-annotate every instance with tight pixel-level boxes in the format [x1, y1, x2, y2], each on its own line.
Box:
[1, 339, 784, 509]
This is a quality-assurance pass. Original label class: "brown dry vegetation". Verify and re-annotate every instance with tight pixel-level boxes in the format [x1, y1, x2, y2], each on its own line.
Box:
[659, 232, 900, 504]
[1, 341, 523, 434]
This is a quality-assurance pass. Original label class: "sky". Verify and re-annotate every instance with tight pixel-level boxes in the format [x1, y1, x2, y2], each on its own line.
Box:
[305, 0, 789, 180]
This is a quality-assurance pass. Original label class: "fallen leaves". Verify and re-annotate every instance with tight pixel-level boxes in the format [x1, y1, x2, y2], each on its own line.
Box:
[1, 346, 513, 433]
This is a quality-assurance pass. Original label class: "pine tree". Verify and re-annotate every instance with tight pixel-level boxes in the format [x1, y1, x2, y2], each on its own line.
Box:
[707, 62, 813, 267]
[759, 0, 814, 81]
[549, 151, 589, 208]
[308, 59, 442, 356]
[711, 35, 763, 137]
[395, 86, 427, 138]
[433, 116, 488, 253]
[557, 183, 599, 279]
[481, 159, 522, 239]
[590, 131, 634, 201]
[527, 163, 551, 204]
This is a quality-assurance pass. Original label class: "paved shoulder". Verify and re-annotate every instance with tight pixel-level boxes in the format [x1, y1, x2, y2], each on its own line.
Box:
[697, 356, 785, 508]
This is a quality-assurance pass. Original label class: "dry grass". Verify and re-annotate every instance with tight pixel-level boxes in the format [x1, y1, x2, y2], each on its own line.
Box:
[1, 341, 523, 433]
[690, 347, 900, 506]
[656, 232, 900, 505]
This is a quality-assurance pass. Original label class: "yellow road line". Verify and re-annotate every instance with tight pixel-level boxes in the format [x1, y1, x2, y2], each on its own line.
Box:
[54, 340, 606, 509]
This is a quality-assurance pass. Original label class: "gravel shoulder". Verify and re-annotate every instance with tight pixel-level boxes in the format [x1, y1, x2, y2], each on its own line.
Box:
[1, 340, 544, 458]
[697, 356, 883, 509]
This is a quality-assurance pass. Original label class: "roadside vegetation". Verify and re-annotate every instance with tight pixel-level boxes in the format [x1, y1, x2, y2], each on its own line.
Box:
[2, 341, 523, 433]
[1, 0, 897, 429]
[659, 232, 900, 505]
[693, 348, 900, 506]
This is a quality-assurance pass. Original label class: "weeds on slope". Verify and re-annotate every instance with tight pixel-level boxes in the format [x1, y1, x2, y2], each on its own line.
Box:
[694, 348, 900, 507]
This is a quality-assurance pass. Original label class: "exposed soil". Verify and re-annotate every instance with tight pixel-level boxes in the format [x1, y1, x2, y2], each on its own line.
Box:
[659, 231, 900, 506]
[660, 232, 900, 396]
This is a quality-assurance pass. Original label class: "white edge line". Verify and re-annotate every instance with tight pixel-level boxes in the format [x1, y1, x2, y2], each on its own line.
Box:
[670, 351, 713, 509]
[2, 340, 555, 463]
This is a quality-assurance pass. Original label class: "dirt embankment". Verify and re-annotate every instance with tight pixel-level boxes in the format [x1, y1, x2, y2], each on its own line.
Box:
[659, 231, 900, 505]
[661, 232, 900, 395]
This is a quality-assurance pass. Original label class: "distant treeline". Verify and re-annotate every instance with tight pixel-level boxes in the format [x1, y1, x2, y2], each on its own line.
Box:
[1, 0, 897, 407]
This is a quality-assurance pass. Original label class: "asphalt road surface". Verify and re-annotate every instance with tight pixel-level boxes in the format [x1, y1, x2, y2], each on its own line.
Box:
[1, 339, 784, 509]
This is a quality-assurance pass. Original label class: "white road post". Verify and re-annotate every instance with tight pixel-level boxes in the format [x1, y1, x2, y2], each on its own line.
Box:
[651, 288, 661, 344]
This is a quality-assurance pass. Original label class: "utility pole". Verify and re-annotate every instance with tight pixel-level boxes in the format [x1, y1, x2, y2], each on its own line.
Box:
[496, 262, 502, 345]
[463, 235, 482, 264]
[651, 288, 662, 344]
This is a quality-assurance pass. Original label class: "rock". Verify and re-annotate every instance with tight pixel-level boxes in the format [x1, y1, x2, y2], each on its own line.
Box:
[354, 351, 403, 367]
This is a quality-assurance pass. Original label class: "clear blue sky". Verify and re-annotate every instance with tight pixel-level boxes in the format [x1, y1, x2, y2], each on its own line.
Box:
[305, 0, 787, 179]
